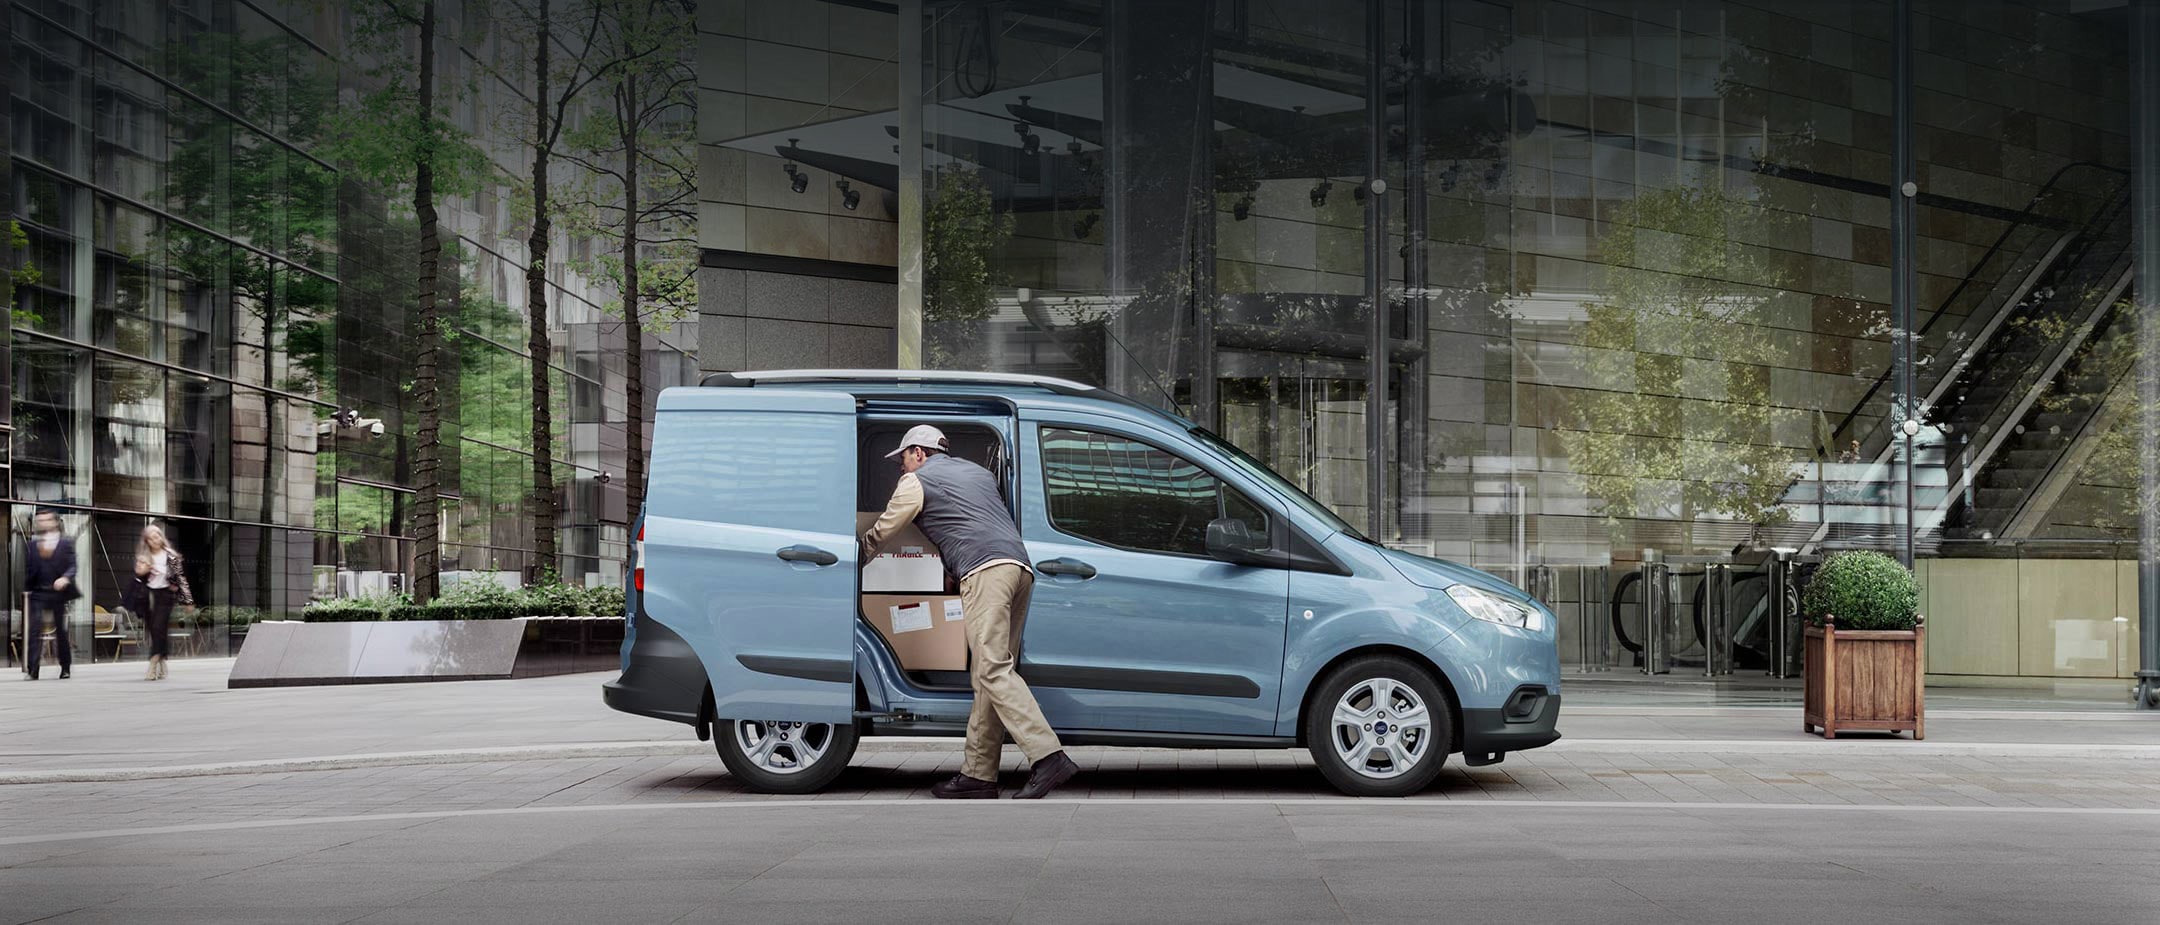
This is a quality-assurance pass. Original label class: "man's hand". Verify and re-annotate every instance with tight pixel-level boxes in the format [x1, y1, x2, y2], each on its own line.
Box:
[860, 538, 877, 566]
[52, 577, 69, 592]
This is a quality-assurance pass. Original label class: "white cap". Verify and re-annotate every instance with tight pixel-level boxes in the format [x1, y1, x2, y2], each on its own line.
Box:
[883, 424, 950, 459]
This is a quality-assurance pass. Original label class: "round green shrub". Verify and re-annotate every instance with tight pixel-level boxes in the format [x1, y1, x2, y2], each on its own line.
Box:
[1801, 550, 1919, 630]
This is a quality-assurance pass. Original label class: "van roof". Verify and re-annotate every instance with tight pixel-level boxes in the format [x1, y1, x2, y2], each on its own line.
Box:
[699, 369, 1099, 394]
[690, 369, 1189, 424]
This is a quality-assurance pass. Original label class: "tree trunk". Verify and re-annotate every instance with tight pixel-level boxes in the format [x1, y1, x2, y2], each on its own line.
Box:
[527, 5, 559, 581]
[257, 323, 278, 615]
[621, 80, 647, 516]
[410, 0, 443, 605]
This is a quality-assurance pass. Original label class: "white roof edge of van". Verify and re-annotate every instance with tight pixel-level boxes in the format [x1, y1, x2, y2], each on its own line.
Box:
[703, 369, 1102, 393]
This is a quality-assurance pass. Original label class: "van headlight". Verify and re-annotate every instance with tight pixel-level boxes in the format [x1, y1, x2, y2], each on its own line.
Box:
[1446, 584, 1544, 631]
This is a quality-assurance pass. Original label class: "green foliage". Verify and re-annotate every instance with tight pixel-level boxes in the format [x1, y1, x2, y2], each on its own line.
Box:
[199, 606, 272, 627]
[1801, 551, 1919, 630]
[1554, 185, 1802, 539]
[303, 581, 622, 621]
[587, 584, 627, 616]
[560, 0, 701, 328]
[6, 219, 42, 327]
[924, 169, 1013, 368]
[526, 580, 593, 617]
[439, 577, 526, 606]
[301, 595, 401, 622]
[2018, 299, 2154, 534]
[320, 44, 495, 202]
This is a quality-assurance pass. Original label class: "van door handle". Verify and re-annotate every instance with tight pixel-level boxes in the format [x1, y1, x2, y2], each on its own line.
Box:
[1035, 558, 1096, 579]
[776, 545, 838, 566]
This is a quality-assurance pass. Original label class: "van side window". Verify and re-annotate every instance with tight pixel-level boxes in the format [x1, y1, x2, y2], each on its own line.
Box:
[1039, 426, 1269, 557]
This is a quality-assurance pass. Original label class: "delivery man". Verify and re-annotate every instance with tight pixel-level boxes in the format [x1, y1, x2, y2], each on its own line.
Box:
[861, 424, 1078, 799]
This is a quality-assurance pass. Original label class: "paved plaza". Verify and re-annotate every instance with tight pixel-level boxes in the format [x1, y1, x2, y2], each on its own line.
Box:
[3, 660, 2158, 923]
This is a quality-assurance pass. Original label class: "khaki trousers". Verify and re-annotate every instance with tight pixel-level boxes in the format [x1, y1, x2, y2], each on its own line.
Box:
[959, 564, 1061, 781]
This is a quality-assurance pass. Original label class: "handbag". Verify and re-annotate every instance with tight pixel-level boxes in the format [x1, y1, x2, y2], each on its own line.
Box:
[119, 576, 148, 617]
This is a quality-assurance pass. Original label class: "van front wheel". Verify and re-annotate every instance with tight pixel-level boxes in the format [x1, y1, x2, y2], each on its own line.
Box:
[715, 718, 859, 794]
[1304, 656, 1452, 797]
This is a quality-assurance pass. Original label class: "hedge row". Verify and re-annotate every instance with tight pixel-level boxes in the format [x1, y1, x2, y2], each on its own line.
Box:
[300, 582, 627, 623]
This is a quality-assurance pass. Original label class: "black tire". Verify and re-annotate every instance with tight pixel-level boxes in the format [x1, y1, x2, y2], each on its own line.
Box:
[1304, 655, 1453, 797]
[714, 718, 860, 794]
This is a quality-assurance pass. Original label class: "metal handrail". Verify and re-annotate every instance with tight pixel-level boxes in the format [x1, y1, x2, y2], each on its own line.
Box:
[1826, 161, 2131, 452]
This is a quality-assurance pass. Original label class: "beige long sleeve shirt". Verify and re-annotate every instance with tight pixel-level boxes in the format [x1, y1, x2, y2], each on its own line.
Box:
[860, 473, 926, 564]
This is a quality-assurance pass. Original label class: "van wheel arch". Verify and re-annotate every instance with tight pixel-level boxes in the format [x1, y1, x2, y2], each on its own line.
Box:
[1296, 645, 1461, 753]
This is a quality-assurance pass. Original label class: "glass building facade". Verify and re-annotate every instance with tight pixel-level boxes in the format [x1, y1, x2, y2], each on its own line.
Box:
[704, 0, 2158, 686]
[4, 0, 693, 664]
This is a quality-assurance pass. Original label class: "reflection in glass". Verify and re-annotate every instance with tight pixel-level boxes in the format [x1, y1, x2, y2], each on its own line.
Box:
[92, 358, 162, 511]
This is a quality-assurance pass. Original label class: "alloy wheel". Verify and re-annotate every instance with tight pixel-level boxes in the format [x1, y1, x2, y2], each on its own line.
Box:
[1328, 676, 1434, 780]
[732, 719, 834, 775]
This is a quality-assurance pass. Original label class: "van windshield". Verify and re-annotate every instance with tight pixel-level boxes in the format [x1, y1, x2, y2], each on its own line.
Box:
[1189, 427, 1369, 543]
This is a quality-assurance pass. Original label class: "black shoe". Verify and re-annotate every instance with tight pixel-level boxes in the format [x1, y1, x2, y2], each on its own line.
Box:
[1014, 751, 1078, 800]
[58, 669, 70, 679]
[931, 773, 1000, 799]
[24, 671, 36, 681]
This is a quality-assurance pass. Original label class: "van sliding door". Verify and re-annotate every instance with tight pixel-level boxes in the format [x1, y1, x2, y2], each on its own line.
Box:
[644, 388, 858, 724]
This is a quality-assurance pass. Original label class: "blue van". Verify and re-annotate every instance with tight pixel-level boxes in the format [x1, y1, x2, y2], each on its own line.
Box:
[604, 370, 1559, 797]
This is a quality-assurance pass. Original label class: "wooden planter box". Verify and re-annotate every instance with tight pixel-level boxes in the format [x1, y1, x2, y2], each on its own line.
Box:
[1803, 617, 1925, 739]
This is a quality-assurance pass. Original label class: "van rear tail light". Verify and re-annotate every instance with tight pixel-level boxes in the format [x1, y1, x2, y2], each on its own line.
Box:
[634, 524, 646, 592]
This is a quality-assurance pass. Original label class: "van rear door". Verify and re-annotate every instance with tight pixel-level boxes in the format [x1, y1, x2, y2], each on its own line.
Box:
[644, 387, 858, 724]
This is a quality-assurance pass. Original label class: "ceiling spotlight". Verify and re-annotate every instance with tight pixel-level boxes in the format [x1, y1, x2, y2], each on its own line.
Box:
[1309, 179, 1331, 207]
[836, 179, 860, 211]
[782, 138, 809, 194]
[1232, 194, 1253, 221]
[1067, 139, 1082, 156]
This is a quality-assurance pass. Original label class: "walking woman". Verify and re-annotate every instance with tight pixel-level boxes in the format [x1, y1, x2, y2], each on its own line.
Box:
[128, 523, 194, 680]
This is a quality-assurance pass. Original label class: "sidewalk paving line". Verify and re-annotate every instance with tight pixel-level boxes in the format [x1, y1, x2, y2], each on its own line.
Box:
[1563, 706, 2147, 720]
[6, 735, 2159, 785]
[7, 796, 2160, 848]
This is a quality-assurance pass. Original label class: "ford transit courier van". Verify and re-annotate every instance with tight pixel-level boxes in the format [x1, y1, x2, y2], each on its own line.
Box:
[604, 370, 1559, 797]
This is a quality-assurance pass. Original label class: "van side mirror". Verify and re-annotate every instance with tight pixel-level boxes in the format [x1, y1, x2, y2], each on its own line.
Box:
[1205, 517, 1266, 564]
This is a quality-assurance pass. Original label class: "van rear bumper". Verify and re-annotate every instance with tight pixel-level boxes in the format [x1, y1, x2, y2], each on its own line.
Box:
[602, 616, 706, 726]
[1458, 690, 1561, 759]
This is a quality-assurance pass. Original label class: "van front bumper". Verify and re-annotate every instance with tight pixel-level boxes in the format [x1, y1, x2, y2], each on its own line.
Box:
[1458, 688, 1560, 761]
[602, 616, 706, 726]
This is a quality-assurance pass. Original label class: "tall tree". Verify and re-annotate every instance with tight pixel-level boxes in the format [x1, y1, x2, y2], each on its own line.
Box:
[1554, 185, 1801, 551]
[327, 0, 491, 604]
[497, 0, 618, 581]
[564, 0, 696, 517]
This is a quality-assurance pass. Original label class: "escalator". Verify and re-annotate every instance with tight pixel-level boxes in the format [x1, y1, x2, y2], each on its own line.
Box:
[1931, 207, 2137, 540]
[1924, 184, 2135, 541]
[1796, 163, 2133, 551]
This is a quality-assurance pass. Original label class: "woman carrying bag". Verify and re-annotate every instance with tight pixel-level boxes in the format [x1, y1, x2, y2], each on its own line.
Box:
[126, 523, 194, 680]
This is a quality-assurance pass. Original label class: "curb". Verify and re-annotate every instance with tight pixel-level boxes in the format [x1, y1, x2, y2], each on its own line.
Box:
[7, 734, 2160, 785]
[0, 737, 963, 785]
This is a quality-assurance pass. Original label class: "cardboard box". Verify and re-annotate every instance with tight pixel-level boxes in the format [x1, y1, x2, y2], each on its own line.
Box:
[855, 511, 949, 593]
[861, 593, 970, 671]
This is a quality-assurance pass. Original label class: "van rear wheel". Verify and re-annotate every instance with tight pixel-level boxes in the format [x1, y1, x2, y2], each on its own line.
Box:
[715, 718, 859, 794]
[1304, 655, 1452, 797]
